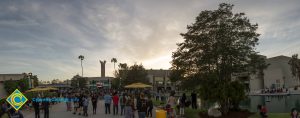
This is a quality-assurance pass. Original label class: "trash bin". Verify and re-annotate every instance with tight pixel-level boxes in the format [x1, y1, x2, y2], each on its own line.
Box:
[156, 109, 167, 118]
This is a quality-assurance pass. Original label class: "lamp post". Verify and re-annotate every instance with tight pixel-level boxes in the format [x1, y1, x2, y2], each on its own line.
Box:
[28, 72, 32, 88]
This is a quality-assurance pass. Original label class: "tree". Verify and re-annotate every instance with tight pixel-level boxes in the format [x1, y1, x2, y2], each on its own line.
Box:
[4, 75, 32, 93]
[18, 77, 29, 92]
[111, 77, 121, 89]
[115, 63, 149, 86]
[78, 77, 87, 88]
[171, 3, 265, 113]
[111, 58, 118, 70]
[32, 75, 39, 87]
[114, 63, 129, 88]
[289, 54, 300, 84]
[78, 55, 85, 77]
[70, 74, 87, 88]
[4, 80, 19, 93]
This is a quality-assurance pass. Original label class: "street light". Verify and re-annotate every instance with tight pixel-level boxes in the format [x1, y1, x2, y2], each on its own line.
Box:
[28, 72, 32, 88]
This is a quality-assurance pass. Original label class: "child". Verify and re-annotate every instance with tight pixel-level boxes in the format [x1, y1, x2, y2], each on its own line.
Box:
[291, 108, 299, 118]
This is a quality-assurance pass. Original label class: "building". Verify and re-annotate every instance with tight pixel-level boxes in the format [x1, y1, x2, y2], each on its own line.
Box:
[0, 73, 35, 97]
[70, 60, 113, 90]
[263, 55, 297, 89]
[0, 73, 28, 82]
[146, 69, 174, 92]
[239, 55, 298, 92]
[86, 77, 114, 89]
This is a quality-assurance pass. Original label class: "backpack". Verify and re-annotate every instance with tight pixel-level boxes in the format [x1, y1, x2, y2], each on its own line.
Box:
[147, 100, 153, 108]
[122, 96, 126, 104]
[140, 99, 147, 111]
[120, 96, 127, 105]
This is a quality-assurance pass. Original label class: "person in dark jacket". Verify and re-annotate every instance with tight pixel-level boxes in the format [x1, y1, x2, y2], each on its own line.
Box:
[137, 93, 147, 118]
[179, 93, 186, 116]
[42, 97, 50, 118]
[146, 96, 153, 117]
[191, 91, 197, 109]
[32, 98, 40, 118]
[91, 94, 98, 114]
[9, 109, 24, 118]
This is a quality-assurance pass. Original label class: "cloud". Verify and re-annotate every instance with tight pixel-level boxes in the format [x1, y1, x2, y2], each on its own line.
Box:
[0, 0, 299, 80]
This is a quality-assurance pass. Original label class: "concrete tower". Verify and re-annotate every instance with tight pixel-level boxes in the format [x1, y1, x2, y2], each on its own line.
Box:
[100, 60, 106, 77]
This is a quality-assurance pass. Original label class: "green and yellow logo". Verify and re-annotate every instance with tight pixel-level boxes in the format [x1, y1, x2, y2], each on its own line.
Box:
[6, 89, 28, 111]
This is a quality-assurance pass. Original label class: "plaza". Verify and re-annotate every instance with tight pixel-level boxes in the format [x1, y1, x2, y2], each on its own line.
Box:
[22, 99, 158, 118]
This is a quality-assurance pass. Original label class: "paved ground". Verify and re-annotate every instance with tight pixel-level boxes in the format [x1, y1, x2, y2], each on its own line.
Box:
[22, 99, 157, 118]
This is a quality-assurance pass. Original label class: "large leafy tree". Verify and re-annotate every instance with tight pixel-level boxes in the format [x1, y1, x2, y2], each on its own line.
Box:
[71, 75, 87, 88]
[113, 63, 129, 88]
[32, 75, 39, 87]
[289, 54, 300, 85]
[171, 3, 266, 113]
[4, 80, 19, 93]
[115, 63, 149, 86]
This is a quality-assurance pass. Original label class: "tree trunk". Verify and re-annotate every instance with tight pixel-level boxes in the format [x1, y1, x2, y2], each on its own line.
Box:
[81, 60, 83, 77]
[220, 99, 230, 114]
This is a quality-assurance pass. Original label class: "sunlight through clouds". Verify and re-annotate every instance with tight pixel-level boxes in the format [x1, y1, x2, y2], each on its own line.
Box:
[0, 0, 299, 81]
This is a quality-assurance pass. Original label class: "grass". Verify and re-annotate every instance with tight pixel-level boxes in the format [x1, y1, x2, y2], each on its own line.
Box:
[152, 98, 166, 107]
[184, 108, 204, 118]
[181, 108, 290, 118]
[248, 113, 289, 118]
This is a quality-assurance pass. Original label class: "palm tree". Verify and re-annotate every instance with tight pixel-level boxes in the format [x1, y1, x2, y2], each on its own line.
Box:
[78, 55, 85, 77]
[289, 54, 300, 85]
[111, 58, 117, 70]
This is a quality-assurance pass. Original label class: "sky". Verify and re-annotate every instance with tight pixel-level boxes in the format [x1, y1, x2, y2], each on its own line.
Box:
[0, 0, 300, 81]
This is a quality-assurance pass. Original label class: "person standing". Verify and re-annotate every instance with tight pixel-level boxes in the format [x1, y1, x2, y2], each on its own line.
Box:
[191, 91, 197, 109]
[260, 105, 268, 118]
[257, 105, 268, 118]
[291, 108, 299, 118]
[91, 94, 98, 114]
[1, 102, 8, 113]
[66, 94, 71, 111]
[104, 92, 112, 114]
[8, 109, 24, 118]
[42, 97, 50, 118]
[179, 93, 186, 116]
[167, 92, 176, 117]
[146, 96, 153, 118]
[137, 93, 147, 118]
[73, 94, 79, 115]
[119, 93, 126, 115]
[83, 96, 89, 117]
[78, 94, 84, 115]
[124, 98, 134, 118]
[113, 92, 119, 115]
[32, 97, 40, 118]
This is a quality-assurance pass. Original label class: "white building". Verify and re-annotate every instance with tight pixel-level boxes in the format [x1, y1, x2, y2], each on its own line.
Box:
[248, 55, 297, 92]
[263, 56, 298, 88]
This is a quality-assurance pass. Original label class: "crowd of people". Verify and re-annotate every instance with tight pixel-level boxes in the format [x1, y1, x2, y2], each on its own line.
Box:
[0, 88, 199, 118]
[261, 88, 289, 94]
[102, 91, 154, 118]
[60, 89, 155, 118]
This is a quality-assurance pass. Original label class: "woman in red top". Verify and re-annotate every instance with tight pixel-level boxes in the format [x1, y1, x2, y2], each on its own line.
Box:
[113, 92, 119, 115]
[260, 105, 268, 118]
